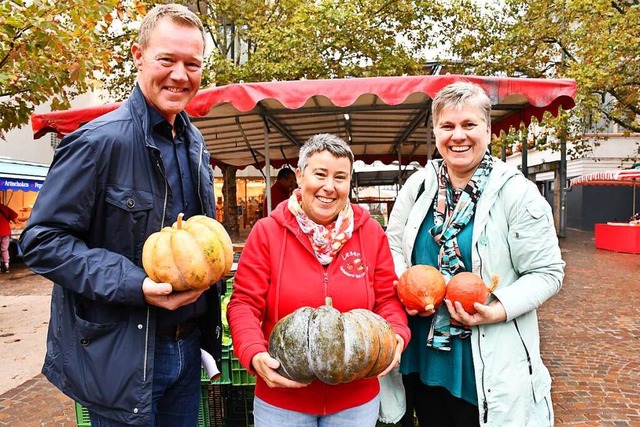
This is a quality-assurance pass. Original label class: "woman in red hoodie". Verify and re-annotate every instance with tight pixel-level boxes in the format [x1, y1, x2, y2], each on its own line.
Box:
[227, 133, 410, 426]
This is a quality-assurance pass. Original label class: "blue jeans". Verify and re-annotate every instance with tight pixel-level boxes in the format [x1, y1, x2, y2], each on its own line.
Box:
[253, 394, 381, 427]
[89, 331, 202, 427]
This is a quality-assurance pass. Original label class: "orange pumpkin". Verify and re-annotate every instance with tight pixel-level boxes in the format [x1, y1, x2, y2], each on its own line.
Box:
[397, 265, 446, 312]
[269, 297, 397, 385]
[142, 213, 233, 291]
[445, 272, 499, 314]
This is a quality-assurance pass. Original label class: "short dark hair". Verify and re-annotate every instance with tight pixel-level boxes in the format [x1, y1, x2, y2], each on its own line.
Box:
[277, 168, 295, 180]
[298, 134, 354, 173]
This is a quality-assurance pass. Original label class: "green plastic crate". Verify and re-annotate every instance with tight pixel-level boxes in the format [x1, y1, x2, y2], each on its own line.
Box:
[231, 353, 256, 386]
[198, 387, 210, 427]
[225, 277, 234, 295]
[74, 385, 211, 427]
[226, 385, 255, 427]
[74, 402, 90, 427]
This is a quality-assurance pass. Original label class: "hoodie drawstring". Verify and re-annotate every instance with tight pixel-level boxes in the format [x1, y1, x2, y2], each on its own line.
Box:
[274, 230, 288, 321]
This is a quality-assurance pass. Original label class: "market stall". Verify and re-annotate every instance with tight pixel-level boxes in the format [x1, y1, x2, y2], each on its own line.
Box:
[0, 159, 49, 258]
[571, 168, 640, 254]
[31, 75, 577, 214]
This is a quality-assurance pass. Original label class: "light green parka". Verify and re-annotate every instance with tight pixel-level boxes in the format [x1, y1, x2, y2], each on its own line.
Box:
[386, 158, 564, 426]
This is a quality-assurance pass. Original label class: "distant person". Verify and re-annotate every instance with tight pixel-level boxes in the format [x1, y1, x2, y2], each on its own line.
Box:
[216, 196, 224, 222]
[0, 202, 18, 273]
[228, 134, 409, 427]
[20, 4, 222, 426]
[263, 167, 296, 216]
[386, 82, 564, 426]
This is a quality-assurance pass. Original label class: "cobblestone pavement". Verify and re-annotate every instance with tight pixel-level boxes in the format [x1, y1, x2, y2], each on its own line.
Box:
[540, 229, 640, 426]
[0, 228, 638, 426]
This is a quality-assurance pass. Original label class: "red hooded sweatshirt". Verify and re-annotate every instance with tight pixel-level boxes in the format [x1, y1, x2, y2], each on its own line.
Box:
[227, 202, 410, 415]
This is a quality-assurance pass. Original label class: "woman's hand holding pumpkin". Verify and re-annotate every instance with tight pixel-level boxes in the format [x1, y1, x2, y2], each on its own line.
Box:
[251, 351, 309, 389]
[393, 279, 436, 317]
[377, 334, 404, 378]
[405, 307, 436, 317]
[445, 298, 506, 327]
[142, 277, 206, 310]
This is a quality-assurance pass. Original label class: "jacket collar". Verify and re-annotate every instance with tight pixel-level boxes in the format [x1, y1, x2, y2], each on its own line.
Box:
[126, 84, 194, 149]
[270, 199, 371, 235]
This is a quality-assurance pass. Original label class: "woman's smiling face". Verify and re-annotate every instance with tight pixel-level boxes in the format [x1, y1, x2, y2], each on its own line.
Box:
[295, 150, 351, 226]
[434, 104, 490, 184]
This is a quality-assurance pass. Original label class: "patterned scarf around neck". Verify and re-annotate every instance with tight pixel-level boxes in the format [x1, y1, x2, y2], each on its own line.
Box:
[430, 152, 494, 278]
[427, 152, 494, 350]
[288, 188, 354, 265]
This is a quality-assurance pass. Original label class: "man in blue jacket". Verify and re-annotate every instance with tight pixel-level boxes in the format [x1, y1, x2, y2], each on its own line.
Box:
[20, 4, 221, 426]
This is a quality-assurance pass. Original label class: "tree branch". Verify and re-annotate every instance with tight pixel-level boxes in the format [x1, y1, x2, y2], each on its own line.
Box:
[372, 0, 398, 17]
[609, 87, 640, 116]
[0, 87, 31, 98]
[600, 108, 640, 133]
[540, 36, 577, 63]
[0, 24, 33, 69]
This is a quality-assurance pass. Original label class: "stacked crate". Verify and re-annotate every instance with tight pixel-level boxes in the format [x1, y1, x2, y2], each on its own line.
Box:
[226, 277, 255, 427]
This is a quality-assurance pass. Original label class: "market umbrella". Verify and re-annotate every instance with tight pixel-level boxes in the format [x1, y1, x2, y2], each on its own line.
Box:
[571, 169, 640, 216]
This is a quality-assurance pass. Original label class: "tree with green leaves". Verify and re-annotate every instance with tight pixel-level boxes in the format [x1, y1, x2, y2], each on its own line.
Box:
[1, 0, 446, 129]
[101, 0, 444, 99]
[91, 0, 445, 238]
[433, 0, 639, 157]
[0, 0, 122, 134]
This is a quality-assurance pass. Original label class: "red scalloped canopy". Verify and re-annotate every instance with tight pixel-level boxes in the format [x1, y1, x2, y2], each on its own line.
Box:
[571, 169, 640, 187]
[31, 75, 576, 168]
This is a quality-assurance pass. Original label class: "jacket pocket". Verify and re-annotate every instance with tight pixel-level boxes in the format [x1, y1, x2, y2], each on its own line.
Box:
[104, 185, 154, 261]
[531, 367, 552, 403]
[525, 204, 546, 220]
[105, 185, 154, 212]
[63, 301, 140, 407]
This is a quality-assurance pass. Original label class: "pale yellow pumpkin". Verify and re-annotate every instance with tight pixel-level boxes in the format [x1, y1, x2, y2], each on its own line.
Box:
[142, 213, 233, 291]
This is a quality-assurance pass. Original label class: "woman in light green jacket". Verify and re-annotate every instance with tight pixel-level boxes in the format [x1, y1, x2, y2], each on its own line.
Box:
[386, 82, 564, 427]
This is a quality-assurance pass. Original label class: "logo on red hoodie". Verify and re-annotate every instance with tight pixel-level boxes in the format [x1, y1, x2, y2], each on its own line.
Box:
[339, 251, 366, 279]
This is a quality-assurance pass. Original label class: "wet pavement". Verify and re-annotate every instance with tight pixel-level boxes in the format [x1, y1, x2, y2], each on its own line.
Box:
[0, 228, 638, 426]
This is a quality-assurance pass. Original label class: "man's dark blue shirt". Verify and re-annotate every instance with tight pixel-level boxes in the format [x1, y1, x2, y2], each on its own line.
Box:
[148, 106, 206, 327]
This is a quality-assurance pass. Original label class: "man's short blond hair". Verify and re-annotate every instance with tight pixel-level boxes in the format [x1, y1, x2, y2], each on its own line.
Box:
[137, 3, 205, 49]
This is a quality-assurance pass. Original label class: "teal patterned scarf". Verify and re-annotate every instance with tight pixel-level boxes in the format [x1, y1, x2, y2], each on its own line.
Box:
[427, 152, 494, 350]
[430, 152, 494, 278]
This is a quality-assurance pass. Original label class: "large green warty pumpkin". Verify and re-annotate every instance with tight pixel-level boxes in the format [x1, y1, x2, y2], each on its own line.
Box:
[268, 297, 396, 385]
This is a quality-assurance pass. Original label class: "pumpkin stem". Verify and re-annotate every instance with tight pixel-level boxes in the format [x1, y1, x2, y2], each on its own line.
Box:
[176, 213, 185, 230]
[489, 274, 500, 292]
[325, 296, 333, 307]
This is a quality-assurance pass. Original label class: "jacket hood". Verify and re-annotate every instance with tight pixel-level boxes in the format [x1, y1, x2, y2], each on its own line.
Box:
[482, 158, 521, 201]
[268, 198, 372, 234]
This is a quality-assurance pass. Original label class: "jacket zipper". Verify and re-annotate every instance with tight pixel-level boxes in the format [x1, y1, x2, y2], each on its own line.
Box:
[196, 143, 205, 214]
[323, 270, 329, 297]
[155, 158, 169, 227]
[514, 320, 533, 374]
[477, 329, 489, 423]
[475, 240, 489, 423]
[143, 307, 150, 381]
[323, 268, 329, 415]
[143, 153, 169, 382]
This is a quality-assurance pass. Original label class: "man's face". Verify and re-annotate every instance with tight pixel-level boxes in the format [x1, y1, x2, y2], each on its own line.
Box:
[284, 174, 296, 191]
[131, 18, 204, 125]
